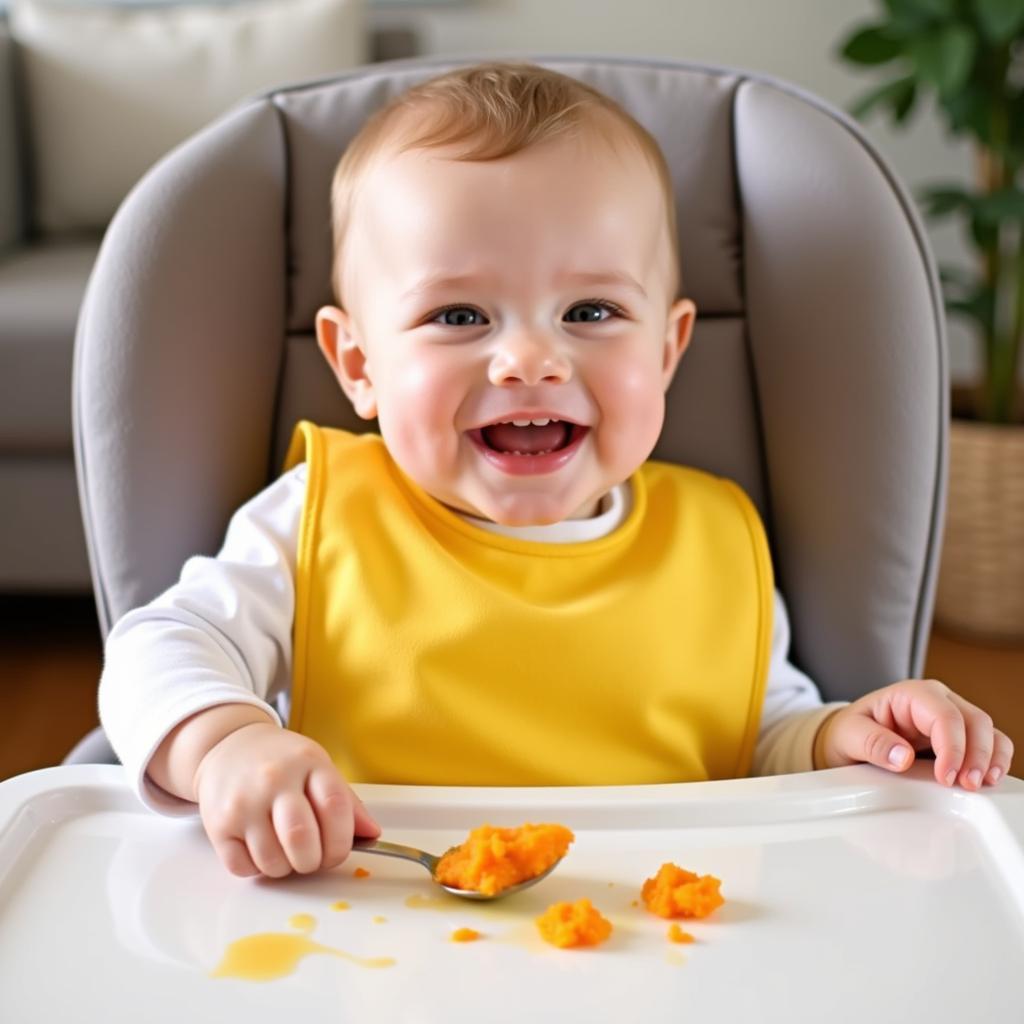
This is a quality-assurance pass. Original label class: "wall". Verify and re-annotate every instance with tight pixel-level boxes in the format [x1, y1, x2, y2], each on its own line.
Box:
[372, 0, 983, 381]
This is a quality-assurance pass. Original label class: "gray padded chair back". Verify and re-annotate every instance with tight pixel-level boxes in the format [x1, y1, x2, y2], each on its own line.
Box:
[74, 55, 948, 706]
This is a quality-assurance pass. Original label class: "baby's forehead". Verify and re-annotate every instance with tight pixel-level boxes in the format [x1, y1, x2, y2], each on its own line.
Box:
[337, 113, 679, 304]
[359, 130, 666, 219]
[341, 145, 674, 306]
[359, 144, 666, 256]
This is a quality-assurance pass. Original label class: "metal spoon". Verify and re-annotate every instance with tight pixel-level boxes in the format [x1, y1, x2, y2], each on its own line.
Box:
[351, 837, 563, 900]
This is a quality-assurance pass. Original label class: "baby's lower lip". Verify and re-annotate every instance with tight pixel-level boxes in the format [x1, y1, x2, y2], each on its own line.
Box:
[465, 424, 590, 476]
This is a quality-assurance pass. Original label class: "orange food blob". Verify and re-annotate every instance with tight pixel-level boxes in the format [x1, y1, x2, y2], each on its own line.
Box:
[434, 823, 573, 896]
[451, 928, 482, 943]
[536, 899, 612, 948]
[667, 924, 695, 943]
[641, 863, 724, 919]
[353, 867, 371, 879]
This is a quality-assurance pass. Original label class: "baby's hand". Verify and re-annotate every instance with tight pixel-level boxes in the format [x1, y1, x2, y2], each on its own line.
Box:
[192, 723, 381, 878]
[814, 679, 1014, 789]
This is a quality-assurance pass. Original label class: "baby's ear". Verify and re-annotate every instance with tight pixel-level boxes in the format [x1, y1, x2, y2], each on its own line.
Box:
[316, 305, 377, 420]
[661, 298, 697, 387]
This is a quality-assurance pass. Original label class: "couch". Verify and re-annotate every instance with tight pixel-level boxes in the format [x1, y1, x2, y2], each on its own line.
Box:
[0, 0, 370, 591]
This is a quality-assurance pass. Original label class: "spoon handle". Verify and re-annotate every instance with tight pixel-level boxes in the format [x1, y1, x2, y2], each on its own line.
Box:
[352, 837, 439, 875]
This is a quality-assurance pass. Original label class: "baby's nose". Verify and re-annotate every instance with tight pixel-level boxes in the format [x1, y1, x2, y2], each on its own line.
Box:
[488, 333, 572, 387]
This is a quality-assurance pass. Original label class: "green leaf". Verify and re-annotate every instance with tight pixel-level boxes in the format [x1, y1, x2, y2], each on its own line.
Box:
[975, 0, 1024, 43]
[917, 183, 974, 217]
[942, 84, 996, 144]
[938, 264, 979, 291]
[884, 0, 956, 21]
[972, 186, 1024, 221]
[840, 24, 907, 65]
[910, 0, 957, 14]
[1006, 94, 1024, 156]
[893, 77, 919, 122]
[970, 212, 1000, 248]
[942, 275, 995, 330]
[945, 295, 994, 331]
[849, 76, 916, 120]
[909, 25, 977, 99]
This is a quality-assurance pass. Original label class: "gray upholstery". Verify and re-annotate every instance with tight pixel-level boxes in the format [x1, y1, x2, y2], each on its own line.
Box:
[0, 238, 99, 590]
[72, 55, 948, 764]
[0, 239, 100, 450]
[0, 6, 382, 595]
[0, 18, 98, 591]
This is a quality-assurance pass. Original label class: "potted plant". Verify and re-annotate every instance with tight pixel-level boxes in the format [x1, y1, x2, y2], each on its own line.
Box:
[839, 0, 1024, 641]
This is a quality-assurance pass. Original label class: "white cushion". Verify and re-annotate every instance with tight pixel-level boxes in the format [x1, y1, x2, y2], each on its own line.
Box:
[10, 0, 365, 233]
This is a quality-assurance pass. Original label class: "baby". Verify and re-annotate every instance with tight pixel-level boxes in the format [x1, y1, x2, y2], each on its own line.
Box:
[99, 62, 1014, 880]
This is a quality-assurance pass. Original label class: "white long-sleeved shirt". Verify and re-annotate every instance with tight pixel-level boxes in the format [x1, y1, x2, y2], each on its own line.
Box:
[99, 463, 847, 814]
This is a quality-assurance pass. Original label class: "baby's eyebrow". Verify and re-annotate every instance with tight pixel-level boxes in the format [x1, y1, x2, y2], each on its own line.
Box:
[400, 270, 647, 301]
[401, 272, 496, 300]
[557, 271, 647, 299]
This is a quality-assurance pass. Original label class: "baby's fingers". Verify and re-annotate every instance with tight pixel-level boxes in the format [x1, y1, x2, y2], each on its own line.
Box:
[212, 836, 260, 878]
[246, 819, 294, 879]
[896, 683, 967, 787]
[840, 712, 918, 774]
[271, 790, 323, 874]
[307, 768, 357, 871]
[985, 730, 1014, 785]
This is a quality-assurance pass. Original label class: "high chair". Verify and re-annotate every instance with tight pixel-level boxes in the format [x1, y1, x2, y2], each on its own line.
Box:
[66, 55, 947, 763]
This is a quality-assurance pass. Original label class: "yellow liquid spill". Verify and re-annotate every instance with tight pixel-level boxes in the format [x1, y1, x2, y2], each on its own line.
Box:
[331, 901, 351, 912]
[665, 950, 687, 966]
[372, 916, 387, 924]
[211, 932, 395, 980]
[288, 913, 317, 933]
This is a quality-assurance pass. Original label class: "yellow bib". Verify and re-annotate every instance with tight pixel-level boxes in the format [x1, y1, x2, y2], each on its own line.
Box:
[285, 422, 773, 785]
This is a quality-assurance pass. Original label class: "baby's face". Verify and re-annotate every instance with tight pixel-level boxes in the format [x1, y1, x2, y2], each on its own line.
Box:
[318, 131, 695, 525]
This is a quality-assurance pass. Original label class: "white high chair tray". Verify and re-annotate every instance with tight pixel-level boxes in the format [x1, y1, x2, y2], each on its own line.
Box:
[0, 763, 1021, 1023]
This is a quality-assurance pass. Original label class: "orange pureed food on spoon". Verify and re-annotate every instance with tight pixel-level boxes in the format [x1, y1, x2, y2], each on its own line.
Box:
[434, 823, 574, 896]
[641, 863, 724, 919]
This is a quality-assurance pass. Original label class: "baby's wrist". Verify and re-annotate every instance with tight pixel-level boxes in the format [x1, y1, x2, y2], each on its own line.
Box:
[150, 703, 276, 803]
[192, 717, 276, 796]
[812, 708, 844, 770]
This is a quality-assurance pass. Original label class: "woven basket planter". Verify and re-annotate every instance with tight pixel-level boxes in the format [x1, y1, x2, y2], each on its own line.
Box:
[934, 406, 1024, 643]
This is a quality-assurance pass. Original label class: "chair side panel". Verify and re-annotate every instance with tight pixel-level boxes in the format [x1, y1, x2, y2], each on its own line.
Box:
[736, 80, 947, 701]
[74, 100, 287, 634]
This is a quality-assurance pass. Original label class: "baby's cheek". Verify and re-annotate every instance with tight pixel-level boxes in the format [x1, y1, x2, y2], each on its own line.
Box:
[594, 364, 665, 465]
[382, 361, 463, 476]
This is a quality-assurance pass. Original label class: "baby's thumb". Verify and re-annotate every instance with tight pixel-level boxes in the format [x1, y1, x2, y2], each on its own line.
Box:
[352, 795, 382, 838]
[842, 715, 915, 773]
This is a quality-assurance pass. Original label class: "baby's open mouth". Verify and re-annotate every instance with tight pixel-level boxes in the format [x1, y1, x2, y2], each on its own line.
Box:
[469, 419, 585, 456]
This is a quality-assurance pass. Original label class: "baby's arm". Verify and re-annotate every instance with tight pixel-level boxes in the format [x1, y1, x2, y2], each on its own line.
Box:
[752, 595, 1013, 787]
[751, 591, 849, 776]
[100, 464, 379, 875]
[100, 466, 305, 812]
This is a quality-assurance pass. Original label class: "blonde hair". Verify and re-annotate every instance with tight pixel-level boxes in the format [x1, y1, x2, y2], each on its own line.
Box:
[329, 62, 681, 305]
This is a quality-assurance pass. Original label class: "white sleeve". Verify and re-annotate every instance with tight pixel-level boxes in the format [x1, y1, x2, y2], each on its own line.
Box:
[751, 589, 849, 777]
[99, 463, 307, 816]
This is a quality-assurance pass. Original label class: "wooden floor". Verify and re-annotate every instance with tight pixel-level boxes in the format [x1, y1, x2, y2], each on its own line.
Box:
[0, 595, 1020, 783]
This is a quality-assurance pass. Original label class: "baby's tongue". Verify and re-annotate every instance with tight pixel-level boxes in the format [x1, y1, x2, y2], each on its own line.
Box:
[484, 421, 568, 454]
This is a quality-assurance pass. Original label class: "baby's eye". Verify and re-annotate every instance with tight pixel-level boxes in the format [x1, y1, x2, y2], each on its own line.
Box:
[431, 306, 488, 327]
[563, 301, 621, 323]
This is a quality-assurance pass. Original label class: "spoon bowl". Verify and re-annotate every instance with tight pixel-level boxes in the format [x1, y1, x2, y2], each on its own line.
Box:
[351, 837, 563, 900]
